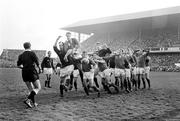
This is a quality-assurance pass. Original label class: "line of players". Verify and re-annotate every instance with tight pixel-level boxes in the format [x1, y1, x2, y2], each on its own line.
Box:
[40, 32, 151, 97]
[49, 43, 151, 97]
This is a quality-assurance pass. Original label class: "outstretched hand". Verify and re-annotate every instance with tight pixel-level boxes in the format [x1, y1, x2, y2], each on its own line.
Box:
[57, 36, 62, 40]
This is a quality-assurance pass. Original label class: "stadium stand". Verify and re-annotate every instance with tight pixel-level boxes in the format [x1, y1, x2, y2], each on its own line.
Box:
[150, 53, 180, 72]
[62, 6, 180, 72]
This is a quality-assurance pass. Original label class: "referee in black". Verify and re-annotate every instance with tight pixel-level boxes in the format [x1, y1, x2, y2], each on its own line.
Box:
[17, 42, 41, 108]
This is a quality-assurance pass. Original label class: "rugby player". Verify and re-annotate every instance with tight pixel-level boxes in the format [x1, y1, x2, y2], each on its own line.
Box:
[81, 51, 100, 97]
[136, 49, 149, 89]
[94, 54, 119, 94]
[124, 50, 132, 92]
[53, 36, 74, 97]
[128, 49, 138, 90]
[97, 44, 112, 57]
[41, 51, 55, 88]
[114, 50, 124, 89]
[144, 50, 151, 89]
[17, 42, 41, 108]
[63, 32, 84, 91]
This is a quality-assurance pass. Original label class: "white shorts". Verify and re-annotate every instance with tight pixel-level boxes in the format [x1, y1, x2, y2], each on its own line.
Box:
[73, 69, 79, 78]
[144, 66, 150, 74]
[131, 67, 137, 75]
[136, 67, 145, 75]
[56, 67, 61, 75]
[125, 69, 131, 78]
[43, 68, 53, 74]
[60, 65, 74, 78]
[144, 66, 150, 78]
[114, 68, 125, 77]
[83, 71, 94, 80]
[98, 68, 112, 78]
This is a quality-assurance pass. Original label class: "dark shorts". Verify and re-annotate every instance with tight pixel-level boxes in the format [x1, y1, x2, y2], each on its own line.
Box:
[22, 69, 39, 82]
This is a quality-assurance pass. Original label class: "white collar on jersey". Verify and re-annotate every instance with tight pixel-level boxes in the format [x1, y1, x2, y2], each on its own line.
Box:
[24, 49, 31, 51]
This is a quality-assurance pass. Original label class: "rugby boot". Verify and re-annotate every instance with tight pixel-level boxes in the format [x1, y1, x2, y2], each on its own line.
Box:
[47, 81, 52, 88]
[23, 99, 32, 108]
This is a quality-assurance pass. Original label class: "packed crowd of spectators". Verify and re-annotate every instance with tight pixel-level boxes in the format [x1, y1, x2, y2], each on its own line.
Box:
[80, 29, 180, 72]
[150, 53, 180, 72]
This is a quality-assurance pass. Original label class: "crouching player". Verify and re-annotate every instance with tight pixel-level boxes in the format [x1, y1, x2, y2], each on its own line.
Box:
[17, 42, 41, 108]
[81, 51, 100, 97]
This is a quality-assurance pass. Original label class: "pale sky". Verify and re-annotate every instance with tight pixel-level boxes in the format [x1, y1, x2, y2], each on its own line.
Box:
[0, 0, 180, 57]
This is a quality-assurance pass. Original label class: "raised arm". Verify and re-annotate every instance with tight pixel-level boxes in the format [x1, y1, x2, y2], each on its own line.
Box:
[53, 36, 62, 53]
[54, 36, 62, 47]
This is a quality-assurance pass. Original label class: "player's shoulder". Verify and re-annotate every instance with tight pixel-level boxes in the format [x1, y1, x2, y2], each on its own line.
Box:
[72, 38, 77, 41]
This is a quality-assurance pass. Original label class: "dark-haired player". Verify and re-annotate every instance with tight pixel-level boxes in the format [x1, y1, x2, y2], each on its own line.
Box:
[136, 50, 149, 89]
[17, 42, 41, 108]
[81, 51, 100, 97]
[53, 36, 74, 97]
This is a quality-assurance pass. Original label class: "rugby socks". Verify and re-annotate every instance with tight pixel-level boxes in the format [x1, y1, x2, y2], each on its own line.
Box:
[146, 78, 151, 89]
[83, 80, 89, 96]
[138, 75, 141, 89]
[45, 80, 48, 87]
[47, 81, 51, 88]
[127, 79, 132, 91]
[70, 74, 73, 85]
[79, 70, 84, 83]
[28, 90, 36, 103]
[60, 85, 64, 97]
[74, 80, 77, 91]
[84, 86, 89, 96]
[94, 77, 99, 88]
[142, 78, 146, 89]
[115, 77, 119, 86]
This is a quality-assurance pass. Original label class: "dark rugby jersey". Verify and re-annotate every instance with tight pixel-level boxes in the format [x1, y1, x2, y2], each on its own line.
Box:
[81, 58, 96, 72]
[126, 55, 136, 67]
[103, 55, 115, 68]
[17, 50, 39, 70]
[98, 48, 112, 57]
[53, 46, 71, 68]
[115, 55, 127, 69]
[97, 61, 108, 72]
[124, 58, 130, 69]
[145, 56, 151, 67]
[56, 63, 61, 68]
[41, 57, 54, 69]
[137, 53, 148, 68]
